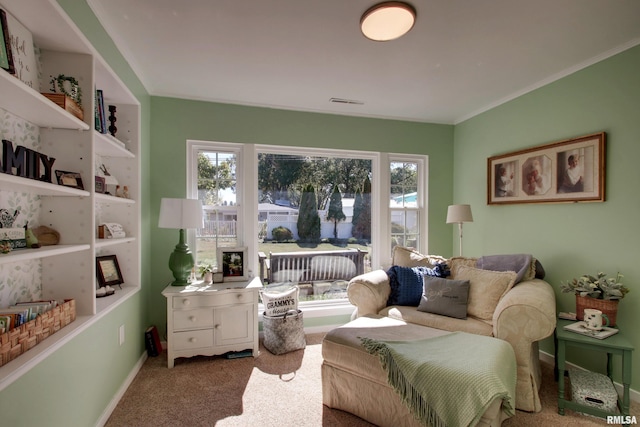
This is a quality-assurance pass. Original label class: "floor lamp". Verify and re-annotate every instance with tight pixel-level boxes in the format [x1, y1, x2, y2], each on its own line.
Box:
[158, 198, 203, 286]
[446, 204, 473, 257]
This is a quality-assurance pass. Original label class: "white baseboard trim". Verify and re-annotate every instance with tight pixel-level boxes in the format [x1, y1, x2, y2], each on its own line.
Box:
[540, 350, 640, 404]
[95, 351, 148, 427]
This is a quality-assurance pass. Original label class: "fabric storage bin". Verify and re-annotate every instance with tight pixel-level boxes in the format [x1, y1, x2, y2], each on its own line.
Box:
[569, 369, 619, 414]
[262, 309, 306, 355]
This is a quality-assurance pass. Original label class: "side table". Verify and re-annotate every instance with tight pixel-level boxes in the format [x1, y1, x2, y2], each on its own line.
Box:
[555, 318, 634, 418]
[162, 277, 261, 368]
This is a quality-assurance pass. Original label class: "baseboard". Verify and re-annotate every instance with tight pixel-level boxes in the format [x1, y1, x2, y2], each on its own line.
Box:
[95, 351, 148, 427]
[539, 349, 640, 404]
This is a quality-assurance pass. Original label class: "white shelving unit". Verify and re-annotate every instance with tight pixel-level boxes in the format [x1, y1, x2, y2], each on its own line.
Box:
[0, 0, 141, 391]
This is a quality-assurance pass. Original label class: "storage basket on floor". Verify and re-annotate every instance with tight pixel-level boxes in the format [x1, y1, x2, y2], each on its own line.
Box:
[263, 309, 305, 355]
[569, 368, 619, 414]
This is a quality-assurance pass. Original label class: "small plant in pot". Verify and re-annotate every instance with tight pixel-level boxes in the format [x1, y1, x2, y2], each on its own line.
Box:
[561, 272, 629, 326]
[198, 264, 215, 284]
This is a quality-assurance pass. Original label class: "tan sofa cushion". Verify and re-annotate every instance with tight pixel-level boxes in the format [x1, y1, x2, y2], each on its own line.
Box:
[452, 265, 517, 325]
[381, 305, 493, 336]
[392, 246, 447, 268]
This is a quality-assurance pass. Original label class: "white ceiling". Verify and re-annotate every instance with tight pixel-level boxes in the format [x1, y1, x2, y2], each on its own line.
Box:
[87, 0, 640, 124]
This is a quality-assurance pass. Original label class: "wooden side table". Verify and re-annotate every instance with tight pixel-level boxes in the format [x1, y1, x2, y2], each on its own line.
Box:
[555, 319, 634, 418]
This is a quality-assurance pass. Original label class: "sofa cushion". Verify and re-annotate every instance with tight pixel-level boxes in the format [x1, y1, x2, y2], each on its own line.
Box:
[452, 265, 516, 324]
[387, 264, 449, 307]
[381, 306, 493, 336]
[392, 246, 447, 268]
[417, 276, 470, 319]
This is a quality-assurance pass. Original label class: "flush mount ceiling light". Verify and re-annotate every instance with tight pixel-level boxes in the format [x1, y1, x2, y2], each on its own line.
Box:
[360, 2, 416, 41]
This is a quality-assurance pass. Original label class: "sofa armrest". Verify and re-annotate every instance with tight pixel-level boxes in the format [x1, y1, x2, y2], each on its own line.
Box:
[493, 279, 557, 341]
[347, 270, 391, 319]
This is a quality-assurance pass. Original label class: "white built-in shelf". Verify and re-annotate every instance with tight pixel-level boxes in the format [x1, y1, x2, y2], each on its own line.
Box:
[95, 237, 136, 249]
[0, 284, 139, 392]
[95, 193, 136, 204]
[0, 173, 90, 197]
[94, 132, 135, 158]
[0, 244, 90, 265]
[0, 71, 88, 131]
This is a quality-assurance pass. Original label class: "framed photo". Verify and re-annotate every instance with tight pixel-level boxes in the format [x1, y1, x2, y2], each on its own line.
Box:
[95, 176, 105, 193]
[96, 255, 124, 288]
[55, 170, 84, 190]
[217, 246, 248, 282]
[0, 10, 14, 74]
[487, 132, 605, 205]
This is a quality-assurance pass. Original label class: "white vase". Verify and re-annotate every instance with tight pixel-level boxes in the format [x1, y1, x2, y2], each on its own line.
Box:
[204, 272, 213, 284]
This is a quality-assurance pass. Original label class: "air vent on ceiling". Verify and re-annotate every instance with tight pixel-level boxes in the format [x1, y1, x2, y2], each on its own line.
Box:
[330, 97, 364, 105]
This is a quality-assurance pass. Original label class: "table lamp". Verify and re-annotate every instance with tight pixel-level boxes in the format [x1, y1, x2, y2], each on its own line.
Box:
[158, 198, 203, 286]
[446, 204, 473, 257]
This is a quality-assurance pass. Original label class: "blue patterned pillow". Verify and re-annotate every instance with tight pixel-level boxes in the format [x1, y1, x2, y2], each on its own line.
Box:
[386, 264, 450, 306]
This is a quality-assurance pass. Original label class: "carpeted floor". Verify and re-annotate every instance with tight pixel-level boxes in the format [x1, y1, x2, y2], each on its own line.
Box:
[105, 333, 636, 426]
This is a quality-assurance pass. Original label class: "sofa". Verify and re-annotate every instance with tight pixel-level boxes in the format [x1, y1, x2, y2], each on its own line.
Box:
[346, 246, 557, 413]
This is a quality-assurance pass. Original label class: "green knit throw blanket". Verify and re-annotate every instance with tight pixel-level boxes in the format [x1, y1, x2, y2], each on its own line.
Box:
[360, 332, 516, 427]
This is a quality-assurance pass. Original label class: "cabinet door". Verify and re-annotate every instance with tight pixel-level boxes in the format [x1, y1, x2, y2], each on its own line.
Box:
[214, 303, 255, 346]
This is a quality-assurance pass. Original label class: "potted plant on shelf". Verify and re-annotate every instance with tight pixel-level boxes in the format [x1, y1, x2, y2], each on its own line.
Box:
[198, 264, 215, 284]
[561, 272, 629, 326]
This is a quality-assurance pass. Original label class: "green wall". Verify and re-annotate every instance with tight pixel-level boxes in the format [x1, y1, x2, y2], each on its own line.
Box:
[149, 97, 455, 335]
[0, 1, 151, 425]
[3, 2, 638, 424]
[454, 44, 640, 385]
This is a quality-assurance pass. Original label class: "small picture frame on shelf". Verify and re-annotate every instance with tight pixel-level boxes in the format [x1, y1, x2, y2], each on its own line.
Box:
[95, 176, 105, 193]
[55, 170, 84, 190]
[0, 10, 15, 74]
[96, 255, 124, 289]
[217, 246, 248, 282]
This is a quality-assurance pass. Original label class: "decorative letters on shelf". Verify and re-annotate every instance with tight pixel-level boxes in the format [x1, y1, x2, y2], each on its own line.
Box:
[1, 139, 56, 183]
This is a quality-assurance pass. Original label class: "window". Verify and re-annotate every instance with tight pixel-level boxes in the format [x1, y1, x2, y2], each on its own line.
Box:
[390, 159, 422, 251]
[188, 141, 428, 304]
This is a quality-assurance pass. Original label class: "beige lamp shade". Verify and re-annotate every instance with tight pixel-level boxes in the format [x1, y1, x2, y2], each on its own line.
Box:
[446, 204, 473, 224]
[158, 198, 203, 229]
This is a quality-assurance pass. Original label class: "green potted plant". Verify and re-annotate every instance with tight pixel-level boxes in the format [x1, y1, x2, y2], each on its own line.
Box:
[561, 272, 629, 326]
[198, 264, 215, 284]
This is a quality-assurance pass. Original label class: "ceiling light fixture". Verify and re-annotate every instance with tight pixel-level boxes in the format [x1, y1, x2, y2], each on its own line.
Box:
[360, 2, 416, 41]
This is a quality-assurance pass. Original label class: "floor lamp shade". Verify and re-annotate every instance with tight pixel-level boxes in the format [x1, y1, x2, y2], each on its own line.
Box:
[446, 204, 473, 257]
[159, 198, 203, 285]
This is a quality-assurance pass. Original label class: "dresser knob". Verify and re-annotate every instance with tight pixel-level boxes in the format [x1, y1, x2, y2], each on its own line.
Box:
[214, 324, 220, 329]
[189, 316, 196, 322]
[189, 337, 196, 343]
[183, 299, 190, 306]
[236, 294, 242, 299]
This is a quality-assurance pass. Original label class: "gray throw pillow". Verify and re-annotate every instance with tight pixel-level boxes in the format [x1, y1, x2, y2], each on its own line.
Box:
[417, 276, 470, 319]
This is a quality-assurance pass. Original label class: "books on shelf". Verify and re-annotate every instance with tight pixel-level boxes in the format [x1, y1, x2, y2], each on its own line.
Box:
[95, 88, 107, 134]
[563, 321, 619, 340]
[145, 325, 162, 357]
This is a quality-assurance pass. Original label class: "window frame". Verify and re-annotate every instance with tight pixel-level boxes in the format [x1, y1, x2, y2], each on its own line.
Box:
[187, 140, 429, 309]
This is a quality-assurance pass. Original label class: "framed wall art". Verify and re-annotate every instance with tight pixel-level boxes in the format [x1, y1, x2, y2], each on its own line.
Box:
[217, 246, 248, 282]
[96, 255, 124, 288]
[487, 132, 605, 205]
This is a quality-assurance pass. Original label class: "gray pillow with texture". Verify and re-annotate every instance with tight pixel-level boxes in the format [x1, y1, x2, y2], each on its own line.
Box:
[417, 276, 470, 319]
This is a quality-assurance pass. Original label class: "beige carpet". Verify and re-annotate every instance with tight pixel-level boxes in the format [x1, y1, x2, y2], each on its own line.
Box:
[106, 333, 635, 426]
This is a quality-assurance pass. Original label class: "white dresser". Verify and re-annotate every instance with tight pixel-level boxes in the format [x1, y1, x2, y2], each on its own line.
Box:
[162, 277, 261, 368]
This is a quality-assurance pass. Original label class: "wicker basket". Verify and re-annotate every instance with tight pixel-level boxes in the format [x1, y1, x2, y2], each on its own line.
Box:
[575, 295, 618, 327]
[0, 299, 76, 367]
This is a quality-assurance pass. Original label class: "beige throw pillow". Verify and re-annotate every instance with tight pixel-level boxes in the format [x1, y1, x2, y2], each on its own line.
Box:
[451, 265, 516, 324]
[391, 246, 447, 268]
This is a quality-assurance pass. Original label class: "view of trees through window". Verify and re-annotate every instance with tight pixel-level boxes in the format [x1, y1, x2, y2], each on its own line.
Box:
[194, 145, 422, 304]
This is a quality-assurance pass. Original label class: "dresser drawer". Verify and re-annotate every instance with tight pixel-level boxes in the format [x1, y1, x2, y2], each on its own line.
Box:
[172, 291, 255, 309]
[173, 308, 214, 330]
[173, 329, 214, 350]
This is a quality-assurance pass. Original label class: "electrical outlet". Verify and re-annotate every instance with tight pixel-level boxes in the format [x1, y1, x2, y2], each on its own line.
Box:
[119, 324, 125, 346]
